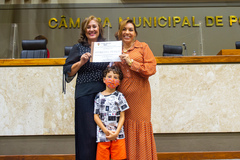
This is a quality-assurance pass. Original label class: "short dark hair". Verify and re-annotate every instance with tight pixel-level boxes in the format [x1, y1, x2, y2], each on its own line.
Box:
[103, 66, 123, 81]
[34, 35, 48, 44]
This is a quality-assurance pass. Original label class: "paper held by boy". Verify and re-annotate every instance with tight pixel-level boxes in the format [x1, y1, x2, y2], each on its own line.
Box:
[90, 41, 122, 62]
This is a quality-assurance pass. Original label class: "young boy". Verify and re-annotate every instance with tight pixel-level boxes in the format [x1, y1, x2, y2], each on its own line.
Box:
[94, 66, 129, 160]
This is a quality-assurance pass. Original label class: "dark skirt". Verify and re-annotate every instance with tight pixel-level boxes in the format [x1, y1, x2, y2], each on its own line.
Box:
[75, 93, 97, 160]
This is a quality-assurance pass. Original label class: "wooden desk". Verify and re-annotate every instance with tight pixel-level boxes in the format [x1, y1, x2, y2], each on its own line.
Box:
[217, 49, 240, 55]
[0, 58, 65, 66]
[1, 55, 240, 67]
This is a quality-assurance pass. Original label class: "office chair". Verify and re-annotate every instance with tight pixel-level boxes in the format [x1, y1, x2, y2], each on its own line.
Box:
[235, 41, 240, 49]
[21, 39, 48, 58]
[64, 46, 72, 58]
[163, 44, 183, 56]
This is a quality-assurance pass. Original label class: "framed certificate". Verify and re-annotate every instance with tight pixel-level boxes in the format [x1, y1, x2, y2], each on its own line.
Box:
[90, 41, 122, 62]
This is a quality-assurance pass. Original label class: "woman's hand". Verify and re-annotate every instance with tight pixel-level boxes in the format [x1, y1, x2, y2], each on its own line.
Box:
[68, 53, 91, 77]
[119, 53, 131, 65]
[80, 52, 91, 64]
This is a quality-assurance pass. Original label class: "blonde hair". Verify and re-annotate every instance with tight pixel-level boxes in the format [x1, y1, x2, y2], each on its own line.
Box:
[78, 15, 105, 46]
[115, 19, 138, 40]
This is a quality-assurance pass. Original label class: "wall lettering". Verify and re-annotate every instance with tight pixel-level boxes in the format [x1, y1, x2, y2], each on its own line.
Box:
[48, 16, 240, 29]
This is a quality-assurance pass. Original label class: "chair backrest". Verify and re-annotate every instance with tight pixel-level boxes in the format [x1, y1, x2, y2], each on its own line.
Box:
[163, 44, 183, 56]
[64, 46, 72, 58]
[236, 41, 240, 49]
[21, 40, 47, 58]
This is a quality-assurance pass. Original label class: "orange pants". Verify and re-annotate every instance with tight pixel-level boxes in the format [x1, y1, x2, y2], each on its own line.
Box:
[96, 139, 127, 160]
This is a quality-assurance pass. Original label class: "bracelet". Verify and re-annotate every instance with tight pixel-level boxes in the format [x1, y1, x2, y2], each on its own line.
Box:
[128, 59, 133, 66]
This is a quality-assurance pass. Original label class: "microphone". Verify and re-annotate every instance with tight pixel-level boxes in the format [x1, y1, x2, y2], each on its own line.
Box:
[182, 43, 188, 56]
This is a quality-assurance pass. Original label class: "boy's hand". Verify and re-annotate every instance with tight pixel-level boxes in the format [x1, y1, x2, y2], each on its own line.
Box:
[103, 129, 110, 136]
[106, 130, 118, 141]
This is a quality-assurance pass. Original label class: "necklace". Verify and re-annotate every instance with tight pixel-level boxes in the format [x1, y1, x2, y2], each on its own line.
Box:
[123, 42, 134, 53]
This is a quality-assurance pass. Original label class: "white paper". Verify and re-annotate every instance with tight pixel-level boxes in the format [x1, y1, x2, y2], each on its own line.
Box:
[91, 41, 122, 62]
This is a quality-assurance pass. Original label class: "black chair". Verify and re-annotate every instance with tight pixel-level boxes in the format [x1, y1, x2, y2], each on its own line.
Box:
[64, 46, 72, 58]
[21, 40, 47, 58]
[163, 44, 183, 56]
[235, 41, 240, 49]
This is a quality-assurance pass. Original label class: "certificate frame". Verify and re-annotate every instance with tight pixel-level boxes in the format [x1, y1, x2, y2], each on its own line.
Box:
[90, 41, 122, 62]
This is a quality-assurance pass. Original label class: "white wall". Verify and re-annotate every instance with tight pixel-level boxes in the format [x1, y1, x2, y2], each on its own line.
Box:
[1, 64, 240, 136]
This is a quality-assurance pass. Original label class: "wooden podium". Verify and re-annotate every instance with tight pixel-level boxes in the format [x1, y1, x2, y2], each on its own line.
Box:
[217, 49, 240, 55]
